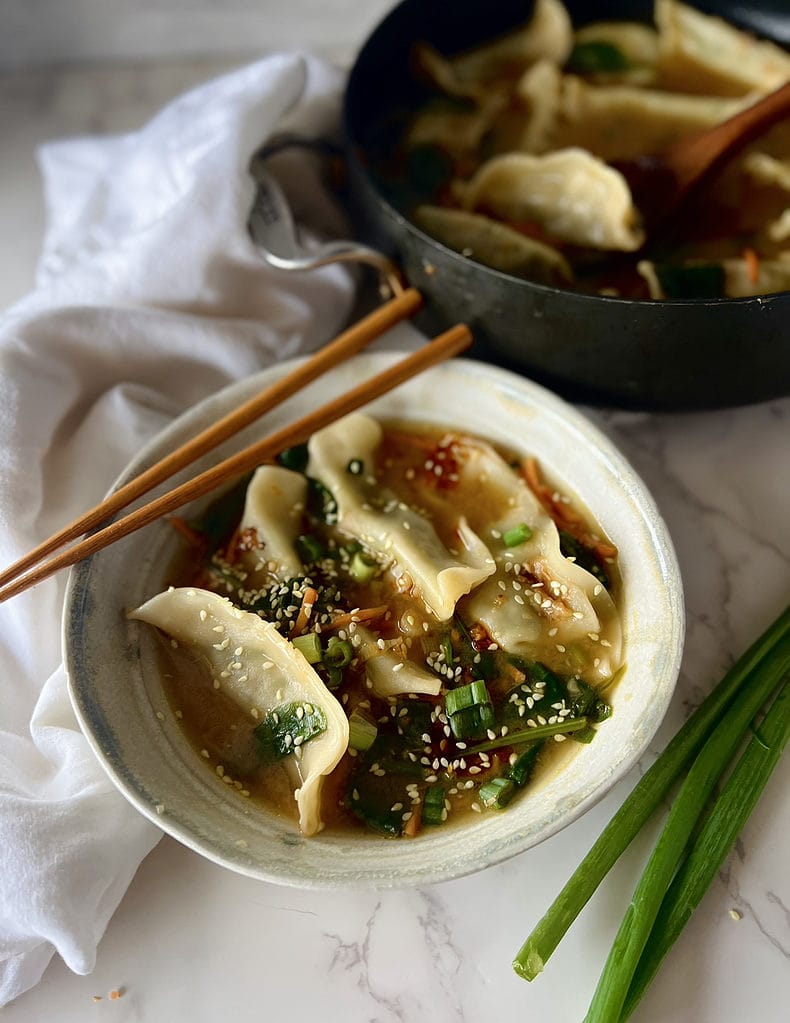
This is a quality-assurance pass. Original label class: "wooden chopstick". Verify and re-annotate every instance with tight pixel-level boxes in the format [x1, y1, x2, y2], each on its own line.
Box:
[0, 287, 422, 592]
[0, 322, 472, 603]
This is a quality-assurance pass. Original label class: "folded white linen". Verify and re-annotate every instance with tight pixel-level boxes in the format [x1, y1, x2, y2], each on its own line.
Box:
[0, 52, 373, 1007]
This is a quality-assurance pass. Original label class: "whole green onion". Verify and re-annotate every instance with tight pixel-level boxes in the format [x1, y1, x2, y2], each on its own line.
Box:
[620, 679, 790, 1020]
[513, 604, 790, 982]
[583, 633, 790, 1023]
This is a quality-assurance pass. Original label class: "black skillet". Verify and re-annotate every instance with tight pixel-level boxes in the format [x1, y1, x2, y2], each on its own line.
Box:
[342, 0, 790, 410]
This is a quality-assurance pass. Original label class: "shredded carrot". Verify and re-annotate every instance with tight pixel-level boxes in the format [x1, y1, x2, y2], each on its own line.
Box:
[743, 247, 760, 285]
[169, 516, 206, 549]
[289, 586, 319, 637]
[403, 806, 422, 837]
[322, 605, 389, 631]
[520, 457, 618, 562]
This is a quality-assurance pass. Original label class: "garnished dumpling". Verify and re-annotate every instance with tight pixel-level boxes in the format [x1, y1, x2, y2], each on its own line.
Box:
[131, 415, 623, 839]
[130, 588, 348, 836]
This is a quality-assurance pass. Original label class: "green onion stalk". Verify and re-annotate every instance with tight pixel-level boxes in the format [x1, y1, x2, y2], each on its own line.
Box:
[620, 678, 790, 1020]
[513, 604, 790, 982]
[582, 631, 790, 1023]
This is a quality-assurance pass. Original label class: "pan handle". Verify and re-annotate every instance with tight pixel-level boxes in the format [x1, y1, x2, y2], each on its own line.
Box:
[248, 134, 404, 297]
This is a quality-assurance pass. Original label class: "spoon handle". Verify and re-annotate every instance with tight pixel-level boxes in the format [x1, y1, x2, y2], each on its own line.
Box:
[664, 79, 790, 195]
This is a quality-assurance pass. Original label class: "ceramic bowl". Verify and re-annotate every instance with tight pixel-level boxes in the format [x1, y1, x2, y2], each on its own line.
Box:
[63, 353, 684, 888]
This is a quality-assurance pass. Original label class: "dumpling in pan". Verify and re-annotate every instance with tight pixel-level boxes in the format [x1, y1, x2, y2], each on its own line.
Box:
[550, 76, 746, 162]
[306, 413, 495, 621]
[414, 205, 573, 284]
[129, 587, 348, 836]
[655, 0, 790, 97]
[462, 148, 644, 251]
[449, 0, 573, 86]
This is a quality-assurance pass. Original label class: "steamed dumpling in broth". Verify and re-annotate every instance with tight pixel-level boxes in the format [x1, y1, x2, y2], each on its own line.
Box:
[306, 412, 495, 621]
[130, 587, 348, 835]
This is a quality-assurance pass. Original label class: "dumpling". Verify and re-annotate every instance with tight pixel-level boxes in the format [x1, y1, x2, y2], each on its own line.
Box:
[462, 148, 644, 251]
[513, 59, 564, 153]
[550, 76, 746, 162]
[413, 204, 573, 284]
[655, 0, 790, 97]
[445, 436, 621, 682]
[352, 626, 442, 698]
[129, 587, 348, 835]
[306, 413, 495, 621]
[450, 0, 573, 85]
[236, 464, 307, 582]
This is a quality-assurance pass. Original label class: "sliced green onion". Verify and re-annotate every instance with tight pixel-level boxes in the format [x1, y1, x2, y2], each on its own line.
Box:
[325, 665, 344, 689]
[566, 40, 631, 74]
[323, 637, 353, 669]
[292, 632, 322, 664]
[254, 702, 326, 764]
[507, 744, 542, 787]
[621, 680, 790, 1021]
[479, 776, 516, 809]
[503, 522, 533, 547]
[448, 702, 496, 741]
[440, 633, 454, 667]
[276, 444, 309, 473]
[350, 550, 377, 583]
[348, 708, 378, 752]
[512, 604, 790, 984]
[469, 716, 589, 754]
[422, 785, 447, 825]
[346, 458, 364, 475]
[296, 533, 324, 564]
[446, 679, 489, 716]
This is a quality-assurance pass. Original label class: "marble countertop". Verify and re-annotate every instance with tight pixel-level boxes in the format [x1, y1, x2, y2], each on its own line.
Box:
[1, 30, 789, 1023]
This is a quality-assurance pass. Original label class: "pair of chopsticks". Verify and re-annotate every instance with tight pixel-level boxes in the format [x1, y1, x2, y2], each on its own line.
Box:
[0, 288, 473, 603]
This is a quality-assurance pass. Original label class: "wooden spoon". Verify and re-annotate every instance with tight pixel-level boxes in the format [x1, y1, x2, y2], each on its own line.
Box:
[615, 79, 790, 238]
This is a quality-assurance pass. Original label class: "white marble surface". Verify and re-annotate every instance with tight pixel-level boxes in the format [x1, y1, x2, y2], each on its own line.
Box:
[1, 18, 789, 1023]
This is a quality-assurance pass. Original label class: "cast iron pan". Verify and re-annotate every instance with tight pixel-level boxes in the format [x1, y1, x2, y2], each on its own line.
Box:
[343, 0, 790, 410]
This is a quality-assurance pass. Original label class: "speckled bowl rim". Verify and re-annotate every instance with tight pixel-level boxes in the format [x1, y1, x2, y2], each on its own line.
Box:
[63, 353, 684, 889]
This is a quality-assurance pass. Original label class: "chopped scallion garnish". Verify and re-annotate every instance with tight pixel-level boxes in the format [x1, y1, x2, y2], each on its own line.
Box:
[350, 550, 377, 583]
[323, 636, 353, 669]
[502, 522, 533, 547]
[253, 702, 327, 764]
[422, 785, 447, 825]
[348, 708, 378, 751]
[296, 533, 324, 564]
[468, 716, 589, 754]
[446, 679, 489, 716]
[479, 776, 516, 809]
[292, 632, 322, 664]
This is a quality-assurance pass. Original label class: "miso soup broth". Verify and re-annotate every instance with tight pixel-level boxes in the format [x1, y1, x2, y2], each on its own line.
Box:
[131, 414, 622, 839]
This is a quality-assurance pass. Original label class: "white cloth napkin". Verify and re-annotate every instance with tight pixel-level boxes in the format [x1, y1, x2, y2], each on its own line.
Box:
[0, 52, 373, 1007]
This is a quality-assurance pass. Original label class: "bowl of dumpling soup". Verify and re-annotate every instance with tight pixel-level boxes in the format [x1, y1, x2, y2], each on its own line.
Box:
[64, 353, 684, 888]
[343, 0, 790, 408]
